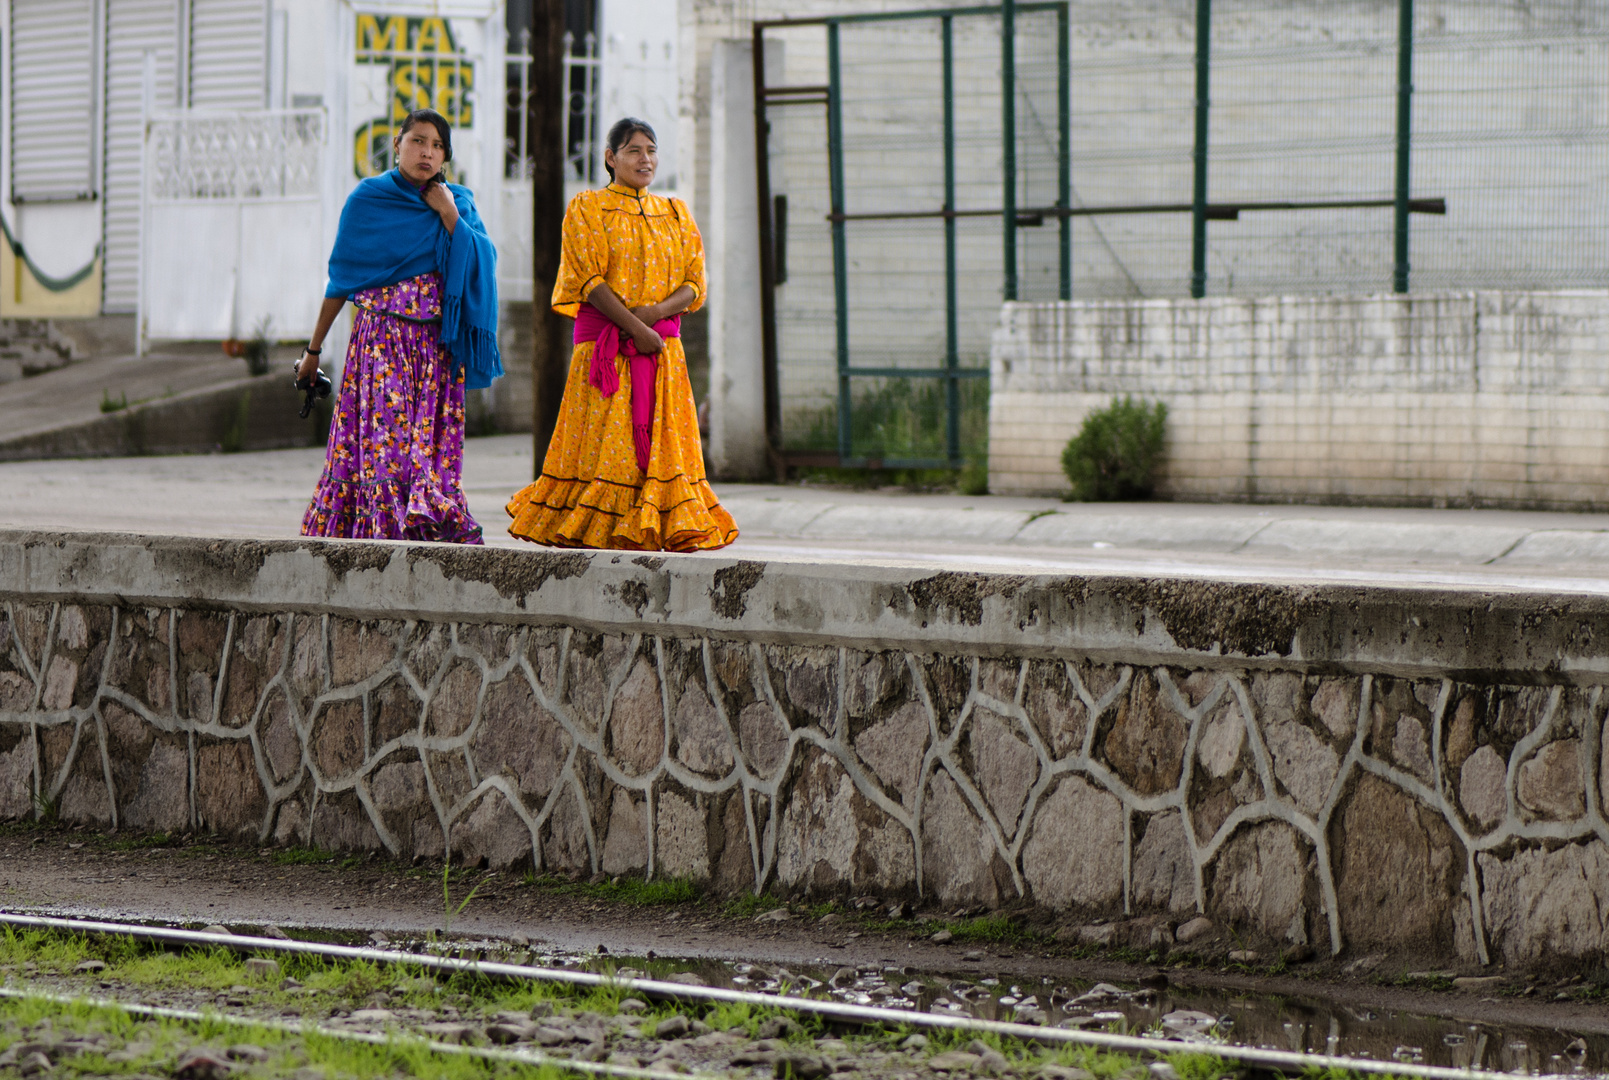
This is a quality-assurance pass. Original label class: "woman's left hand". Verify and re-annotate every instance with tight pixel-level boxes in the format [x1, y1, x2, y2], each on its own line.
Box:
[629, 304, 661, 326]
[422, 180, 459, 234]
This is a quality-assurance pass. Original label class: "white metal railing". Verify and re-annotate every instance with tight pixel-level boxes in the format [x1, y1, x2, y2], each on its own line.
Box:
[146, 109, 325, 201]
[500, 29, 600, 300]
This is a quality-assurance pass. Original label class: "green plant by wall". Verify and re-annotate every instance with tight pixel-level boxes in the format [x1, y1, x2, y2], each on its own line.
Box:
[1060, 395, 1168, 501]
[221, 391, 252, 454]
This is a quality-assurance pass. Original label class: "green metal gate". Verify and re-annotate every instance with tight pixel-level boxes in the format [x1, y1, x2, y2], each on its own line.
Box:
[753, 3, 1072, 472]
[749, 0, 1478, 475]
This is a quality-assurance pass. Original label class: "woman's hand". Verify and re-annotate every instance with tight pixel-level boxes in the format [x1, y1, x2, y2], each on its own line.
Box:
[422, 179, 459, 234]
[629, 303, 662, 326]
[296, 348, 321, 384]
[630, 324, 665, 355]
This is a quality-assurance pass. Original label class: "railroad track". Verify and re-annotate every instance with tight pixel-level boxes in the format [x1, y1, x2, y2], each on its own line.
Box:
[0, 913, 1499, 1080]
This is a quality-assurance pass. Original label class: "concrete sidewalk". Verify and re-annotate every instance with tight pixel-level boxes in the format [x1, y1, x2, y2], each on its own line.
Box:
[1, 433, 1607, 588]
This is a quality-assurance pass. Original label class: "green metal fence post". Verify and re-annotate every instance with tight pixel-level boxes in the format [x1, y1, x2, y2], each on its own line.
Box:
[1190, 0, 1211, 299]
[826, 20, 852, 462]
[1057, 1, 1070, 300]
[943, 15, 961, 465]
[1393, 0, 1413, 293]
[1002, 0, 1017, 301]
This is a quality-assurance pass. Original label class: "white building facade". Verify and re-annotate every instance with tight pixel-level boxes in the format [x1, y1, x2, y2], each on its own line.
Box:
[0, 0, 521, 349]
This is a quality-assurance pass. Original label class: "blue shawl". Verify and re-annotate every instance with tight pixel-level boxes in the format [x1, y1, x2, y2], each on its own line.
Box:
[325, 169, 502, 390]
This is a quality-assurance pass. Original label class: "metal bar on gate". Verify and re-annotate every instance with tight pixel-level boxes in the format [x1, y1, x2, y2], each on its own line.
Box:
[826, 196, 1447, 222]
[752, 25, 783, 466]
[942, 15, 960, 467]
[1190, 0, 1211, 299]
[847, 367, 990, 379]
[826, 22, 852, 463]
[1057, 2, 1071, 301]
[1002, 0, 1017, 302]
[1394, 0, 1414, 293]
[753, 2, 1064, 30]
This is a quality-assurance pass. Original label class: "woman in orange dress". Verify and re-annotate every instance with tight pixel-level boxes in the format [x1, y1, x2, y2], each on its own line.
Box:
[505, 118, 738, 551]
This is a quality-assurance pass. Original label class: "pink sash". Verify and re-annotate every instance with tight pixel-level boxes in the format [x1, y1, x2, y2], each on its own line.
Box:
[574, 302, 681, 473]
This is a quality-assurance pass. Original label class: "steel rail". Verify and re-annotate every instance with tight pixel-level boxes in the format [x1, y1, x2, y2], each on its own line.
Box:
[0, 986, 686, 1080]
[0, 912, 1509, 1080]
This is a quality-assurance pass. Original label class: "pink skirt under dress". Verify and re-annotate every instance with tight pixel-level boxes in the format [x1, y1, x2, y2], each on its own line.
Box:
[299, 272, 483, 544]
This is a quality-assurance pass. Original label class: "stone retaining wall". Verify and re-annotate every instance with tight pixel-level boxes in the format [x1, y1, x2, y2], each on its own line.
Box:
[1, 531, 1607, 968]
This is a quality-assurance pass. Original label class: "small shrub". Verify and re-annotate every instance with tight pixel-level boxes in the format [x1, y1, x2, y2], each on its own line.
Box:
[1060, 395, 1168, 501]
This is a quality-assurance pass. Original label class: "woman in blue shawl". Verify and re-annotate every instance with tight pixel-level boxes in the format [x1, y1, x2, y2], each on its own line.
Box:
[298, 108, 501, 543]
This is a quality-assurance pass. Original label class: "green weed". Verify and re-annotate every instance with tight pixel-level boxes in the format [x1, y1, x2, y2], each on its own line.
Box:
[1061, 394, 1168, 501]
[786, 375, 989, 474]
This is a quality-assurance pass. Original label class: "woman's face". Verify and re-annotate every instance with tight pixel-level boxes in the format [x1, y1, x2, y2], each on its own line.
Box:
[394, 122, 447, 184]
[606, 131, 657, 190]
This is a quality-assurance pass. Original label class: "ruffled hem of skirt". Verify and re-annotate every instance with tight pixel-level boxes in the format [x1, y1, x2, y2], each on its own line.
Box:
[302, 473, 484, 545]
[504, 471, 738, 552]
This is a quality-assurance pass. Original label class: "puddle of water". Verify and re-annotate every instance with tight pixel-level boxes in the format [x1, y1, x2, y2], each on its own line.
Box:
[497, 944, 1602, 1076]
[24, 917, 1606, 1076]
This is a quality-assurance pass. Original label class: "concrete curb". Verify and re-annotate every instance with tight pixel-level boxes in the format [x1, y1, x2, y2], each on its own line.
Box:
[2, 529, 1608, 681]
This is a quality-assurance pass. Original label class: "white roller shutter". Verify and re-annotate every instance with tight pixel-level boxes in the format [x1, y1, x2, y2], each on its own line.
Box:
[102, 0, 178, 313]
[10, 0, 96, 202]
[188, 0, 266, 109]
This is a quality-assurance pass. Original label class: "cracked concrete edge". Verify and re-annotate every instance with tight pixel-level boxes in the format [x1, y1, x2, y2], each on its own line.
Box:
[4, 530, 1609, 681]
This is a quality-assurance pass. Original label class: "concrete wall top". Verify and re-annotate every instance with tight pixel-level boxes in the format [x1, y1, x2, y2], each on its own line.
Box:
[3, 529, 1607, 684]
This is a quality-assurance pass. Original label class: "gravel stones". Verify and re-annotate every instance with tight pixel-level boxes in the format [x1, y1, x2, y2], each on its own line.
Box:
[655, 1015, 692, 1039]
[756, 1017, 803, 1041]
[773, 1051, 833, 1079]
[243, 958, 279, 977]
[418, 1022, 477, 1044]
[173, 1048, 234, 1080]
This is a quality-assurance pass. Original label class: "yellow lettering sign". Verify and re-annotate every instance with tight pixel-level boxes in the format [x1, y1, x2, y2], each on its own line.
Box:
[355, 14, 406, 55]
[413, 17, 453, 54]
[353, 13, 473, 181]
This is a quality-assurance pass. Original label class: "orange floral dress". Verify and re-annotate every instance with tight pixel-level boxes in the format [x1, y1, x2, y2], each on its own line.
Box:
[505, 183, 738, 551]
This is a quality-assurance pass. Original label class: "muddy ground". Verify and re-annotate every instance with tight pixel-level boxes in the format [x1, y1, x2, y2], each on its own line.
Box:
[1, 825, 1603, 1042]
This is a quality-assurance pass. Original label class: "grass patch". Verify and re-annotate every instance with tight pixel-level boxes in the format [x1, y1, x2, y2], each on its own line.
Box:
[99, 831, 180, 851]
[0, 994, 569, 1080]
[270, 845, 338, 866]
[931, 915, 1043, 946]
[721, 892, 785, 919]
[520, 874, 699, 907]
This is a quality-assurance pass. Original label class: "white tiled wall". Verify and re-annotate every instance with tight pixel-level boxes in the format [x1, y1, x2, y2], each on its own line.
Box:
[988, 290, 1609, 509]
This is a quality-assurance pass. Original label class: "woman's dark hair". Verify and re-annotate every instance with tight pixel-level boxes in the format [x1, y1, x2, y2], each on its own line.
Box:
[396, 108, 453, 164]
[604, 117, 656, 180]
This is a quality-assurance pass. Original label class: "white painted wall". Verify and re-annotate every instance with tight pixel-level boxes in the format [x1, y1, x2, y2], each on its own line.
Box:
[597, 0, 680, 194]
[706, 38, 766, 480]
[988, 290, 1609, 510]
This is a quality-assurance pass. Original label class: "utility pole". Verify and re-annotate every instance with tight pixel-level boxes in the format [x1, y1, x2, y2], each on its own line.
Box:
[530, 0, 569, 470]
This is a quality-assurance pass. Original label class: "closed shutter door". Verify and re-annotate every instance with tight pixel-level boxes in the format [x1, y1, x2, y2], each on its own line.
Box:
[10, 0, 96, 202]
[103, 0, 178, 313]
[189, 0, 266, 109]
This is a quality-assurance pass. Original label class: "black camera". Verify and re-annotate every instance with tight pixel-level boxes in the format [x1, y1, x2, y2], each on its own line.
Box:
[294, 363, 333, 419]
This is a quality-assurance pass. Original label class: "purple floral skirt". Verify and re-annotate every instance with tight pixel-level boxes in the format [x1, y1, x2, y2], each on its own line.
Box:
[300, 273, 483, 544]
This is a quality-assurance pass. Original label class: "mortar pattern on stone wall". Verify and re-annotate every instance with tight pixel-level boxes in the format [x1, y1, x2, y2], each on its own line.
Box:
[3, 599, 1607, 965]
